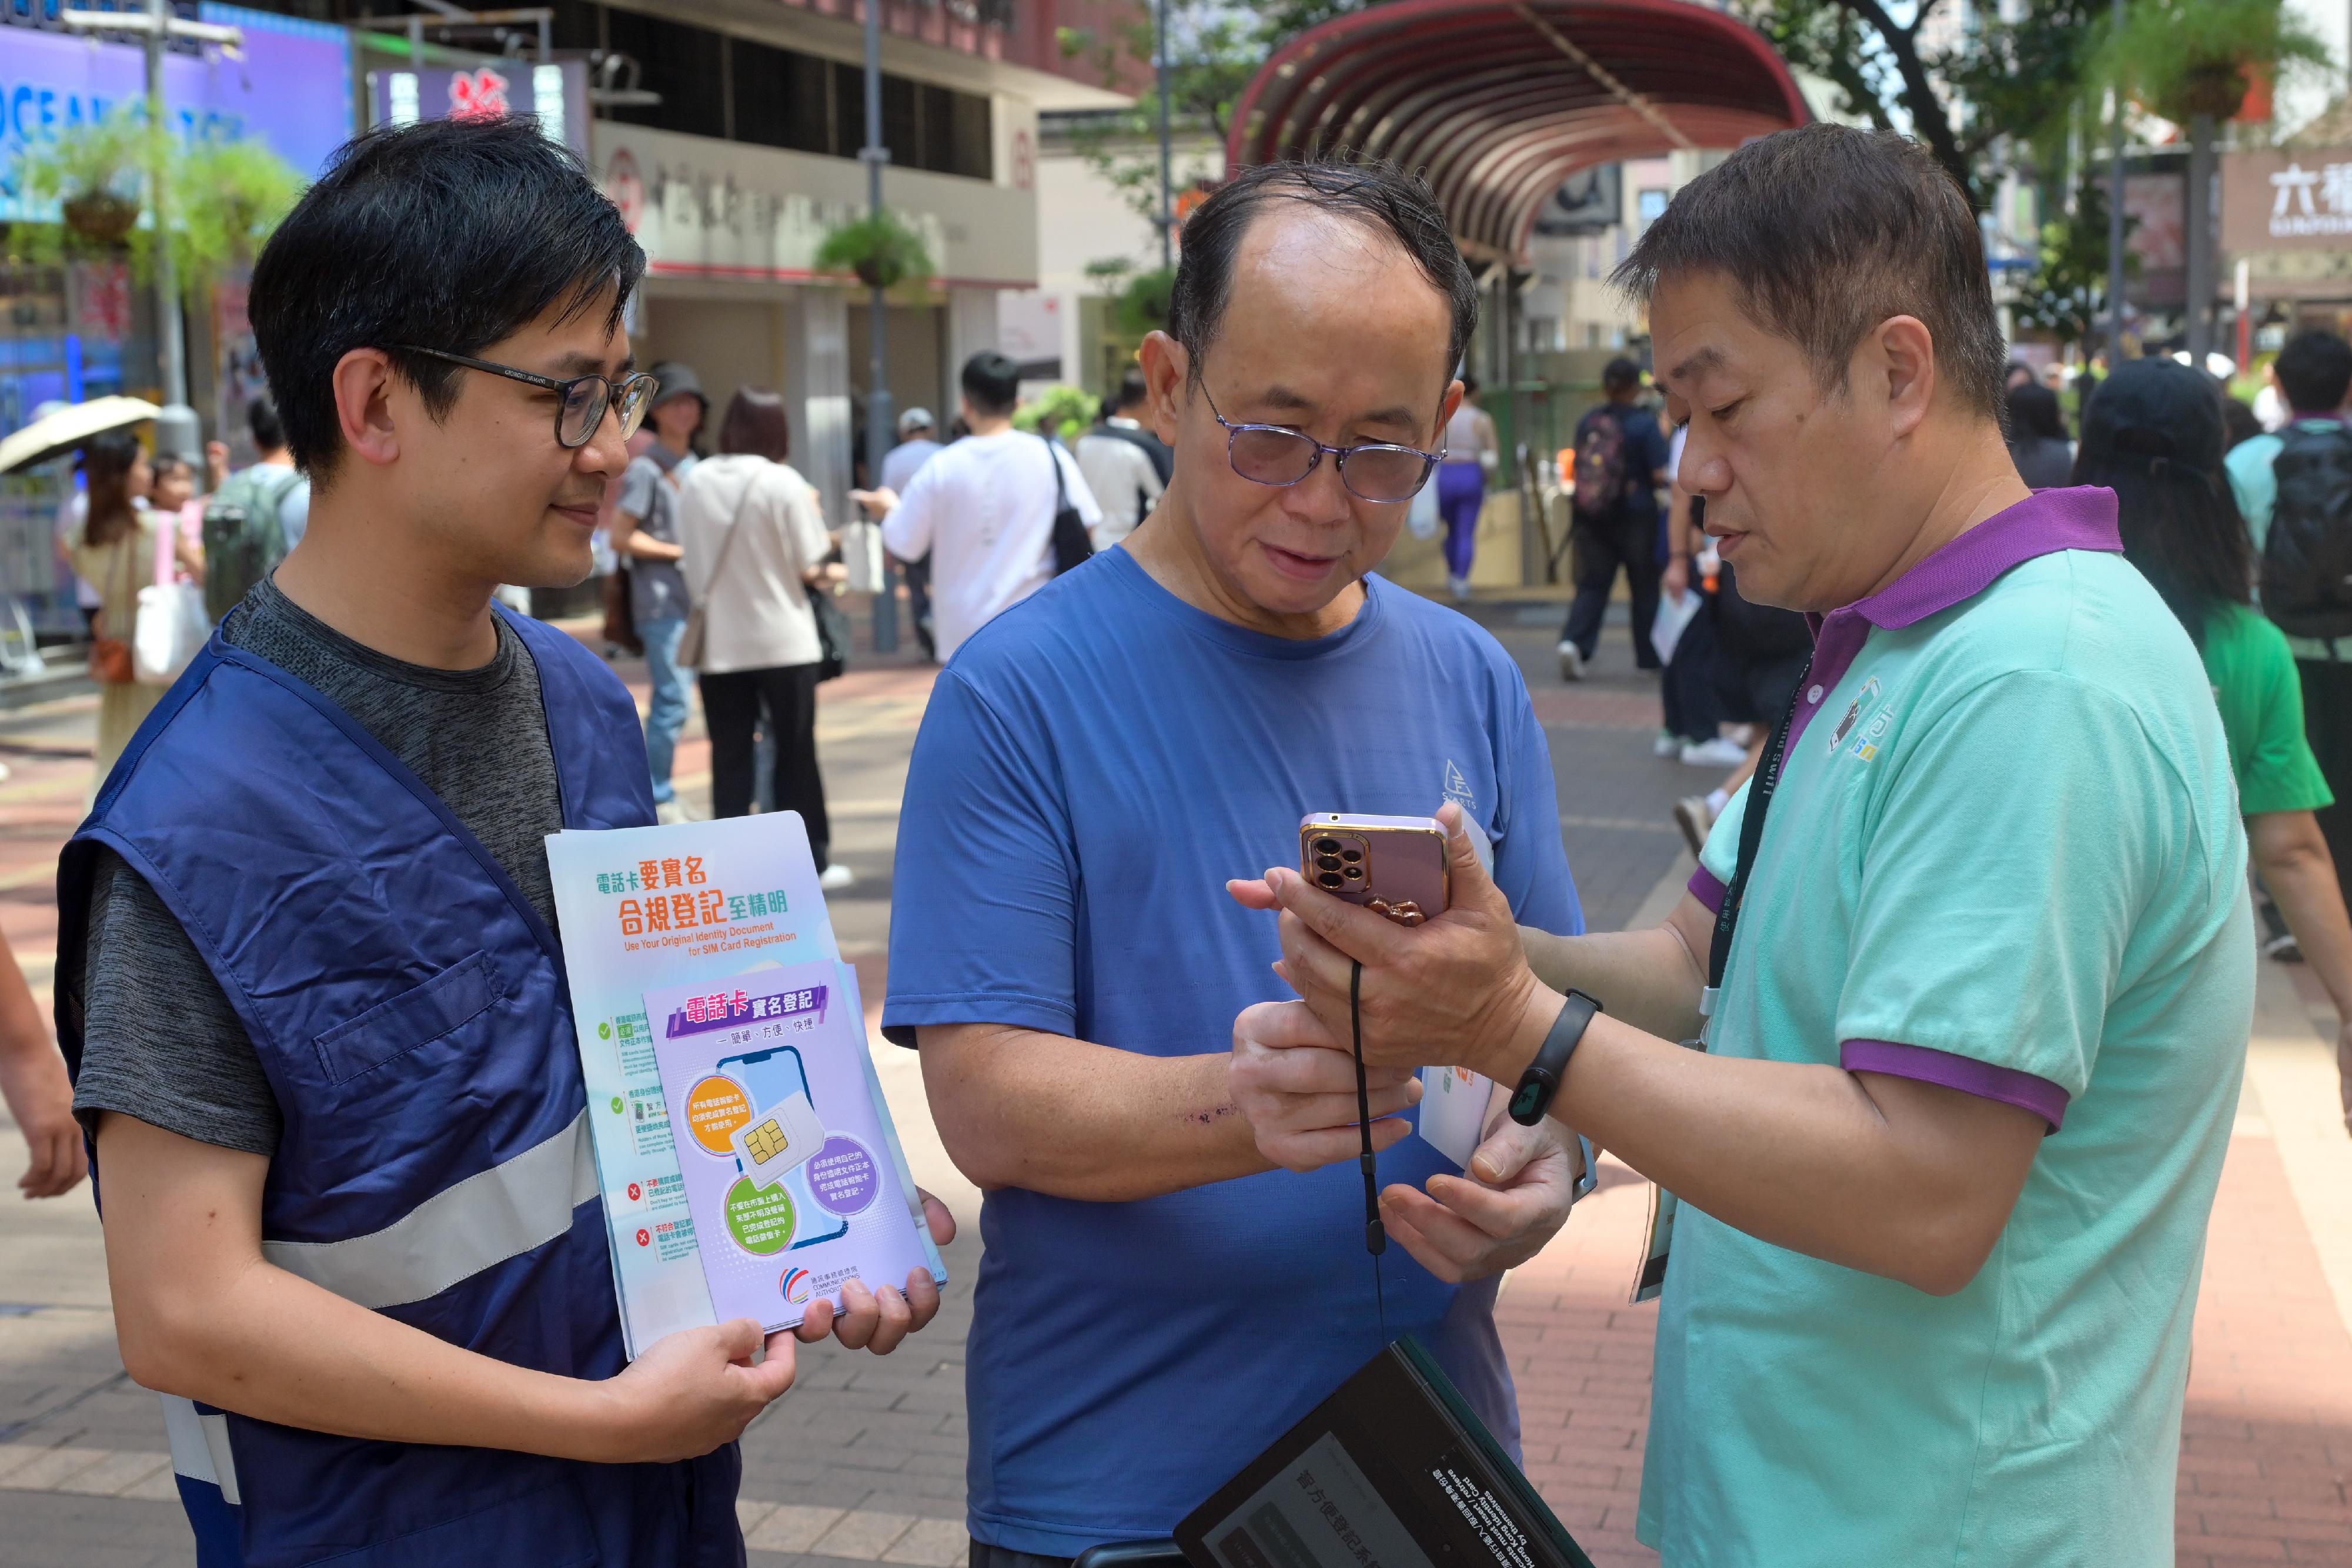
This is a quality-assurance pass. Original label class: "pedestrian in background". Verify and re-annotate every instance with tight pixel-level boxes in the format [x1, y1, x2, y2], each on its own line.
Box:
[2084, 356, 2352, 1134]
[202, 395, 310, 622]
[146, 453, 207, 589]
[2004, 380, 2073, 488]
[677, 387, 854, 890]
[65, 432, 165, 787]
[858, 350, 1100, 663]
[1557, 357, 1670, 679]
[881, 407, 942, 658]
[1435, 372, 1498, 598]
[1077, 372, 1168, 551]
[2229, 329, 2352, 904]
[616, 362, 707, 821]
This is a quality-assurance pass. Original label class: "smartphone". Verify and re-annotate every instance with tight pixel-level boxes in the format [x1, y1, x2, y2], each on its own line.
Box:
[1298, 813, 1449, 925]
[713, 1045, 851, 1251]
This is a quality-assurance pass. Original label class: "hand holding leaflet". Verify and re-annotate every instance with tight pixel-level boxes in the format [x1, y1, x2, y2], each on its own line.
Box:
[546, 811, 947, 1356]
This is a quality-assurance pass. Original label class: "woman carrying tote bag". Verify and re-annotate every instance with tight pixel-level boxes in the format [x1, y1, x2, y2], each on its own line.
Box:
[64, 432, 169, 795]
[676, 387, 853, 888]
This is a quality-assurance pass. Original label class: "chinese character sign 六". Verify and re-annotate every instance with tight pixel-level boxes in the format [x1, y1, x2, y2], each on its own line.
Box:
[2269, 160, 2352, 237]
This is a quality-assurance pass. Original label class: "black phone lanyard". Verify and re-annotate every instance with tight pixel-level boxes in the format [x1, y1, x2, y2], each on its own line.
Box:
[1704, 655, 1815, 1012]
[1350, 961, 1389, 1346]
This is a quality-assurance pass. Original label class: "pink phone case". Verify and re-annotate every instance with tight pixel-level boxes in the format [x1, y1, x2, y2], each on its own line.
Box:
[1298, 813, 1449, 925]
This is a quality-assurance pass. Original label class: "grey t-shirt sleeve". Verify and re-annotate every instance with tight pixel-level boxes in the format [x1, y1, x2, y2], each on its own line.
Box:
[617, 457, 660, 525]
[72, 848, 282, 1156]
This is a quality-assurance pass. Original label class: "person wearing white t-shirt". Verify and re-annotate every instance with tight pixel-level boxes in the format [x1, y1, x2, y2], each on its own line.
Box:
[857, 352, 1101, 663]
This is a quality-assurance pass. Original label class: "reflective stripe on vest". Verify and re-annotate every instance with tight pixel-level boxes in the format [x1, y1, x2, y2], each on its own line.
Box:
[260, 1110, 599, 1310]
[161, 1393, 241, 1506]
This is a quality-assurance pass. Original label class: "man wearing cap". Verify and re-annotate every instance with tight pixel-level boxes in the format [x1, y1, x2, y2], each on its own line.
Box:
[881, 408, 943, 659]
[614, 360, 704, 820]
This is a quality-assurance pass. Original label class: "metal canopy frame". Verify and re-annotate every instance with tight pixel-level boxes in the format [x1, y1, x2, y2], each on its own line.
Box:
[1227, 0, 1809, 265]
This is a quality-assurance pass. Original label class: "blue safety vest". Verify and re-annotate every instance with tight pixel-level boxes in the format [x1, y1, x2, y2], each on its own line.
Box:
[55, 609, 744, 1568]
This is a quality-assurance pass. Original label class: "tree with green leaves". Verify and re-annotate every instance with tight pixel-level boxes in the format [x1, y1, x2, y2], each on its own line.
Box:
[1733, 0, 2104, 209]
[2082, 0, 2333, 357]
[2011, 176, 2134, 349]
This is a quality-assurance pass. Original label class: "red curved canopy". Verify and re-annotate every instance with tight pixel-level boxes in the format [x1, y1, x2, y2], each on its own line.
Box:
[1227, 0, 1809, 265]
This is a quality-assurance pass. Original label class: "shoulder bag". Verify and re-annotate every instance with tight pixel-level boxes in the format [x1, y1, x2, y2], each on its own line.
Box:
[1041, 434, 1094, 576]
[135, 513, 208, 686]
[87, 530, 134, 686]
[676, 481, 761, 671]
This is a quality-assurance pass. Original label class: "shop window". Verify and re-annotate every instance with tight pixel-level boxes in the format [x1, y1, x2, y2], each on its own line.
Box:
[601, 5, 725, 142]
[947, 90, 991, 180]
[732, 38, 831, 156]
[833, 60, 866, 162]
[883, 74, 919, 169]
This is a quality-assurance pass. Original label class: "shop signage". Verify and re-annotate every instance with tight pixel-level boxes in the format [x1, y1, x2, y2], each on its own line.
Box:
[368, 59, 590, 159]
[2223, 148, 2352, 250]
[0, 5, 355, 220]
[596, 123, 1036, 291]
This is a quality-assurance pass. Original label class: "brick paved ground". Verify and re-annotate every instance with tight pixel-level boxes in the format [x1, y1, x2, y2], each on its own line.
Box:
[1, 594, 2350, 1565]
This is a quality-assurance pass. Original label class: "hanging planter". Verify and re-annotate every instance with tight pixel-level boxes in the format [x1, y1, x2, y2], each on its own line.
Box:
[61, 192, 139, 247]
[814, 209, 935, 292]
[11, 108, 155, 260]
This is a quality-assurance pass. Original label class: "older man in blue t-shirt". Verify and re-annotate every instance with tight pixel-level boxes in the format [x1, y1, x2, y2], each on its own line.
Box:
[883, 163, 1588, 1562]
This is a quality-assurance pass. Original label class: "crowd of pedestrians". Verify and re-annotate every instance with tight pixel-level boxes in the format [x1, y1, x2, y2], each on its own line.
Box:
[2, 105, 2350, 1568]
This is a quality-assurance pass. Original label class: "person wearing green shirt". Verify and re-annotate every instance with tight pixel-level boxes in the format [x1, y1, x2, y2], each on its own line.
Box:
[2086, 357, 2352, 1136]
[1228, 124, 2251, 1563]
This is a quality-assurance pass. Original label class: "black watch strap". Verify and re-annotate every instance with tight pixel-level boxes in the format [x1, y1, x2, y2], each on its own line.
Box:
[1508, 989, 1602, 1126]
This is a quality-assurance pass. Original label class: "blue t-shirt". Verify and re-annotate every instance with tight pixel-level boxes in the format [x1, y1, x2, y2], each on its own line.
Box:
[884, 547, 1582, 1554]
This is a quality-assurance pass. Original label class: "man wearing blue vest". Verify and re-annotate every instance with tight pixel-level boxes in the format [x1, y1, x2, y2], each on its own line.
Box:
[55, 118, 950, 1568]
[1236, 126, 2251, 1563]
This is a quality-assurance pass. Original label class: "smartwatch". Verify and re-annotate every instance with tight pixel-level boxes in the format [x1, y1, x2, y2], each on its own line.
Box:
[1508, 989, 1602, 1127]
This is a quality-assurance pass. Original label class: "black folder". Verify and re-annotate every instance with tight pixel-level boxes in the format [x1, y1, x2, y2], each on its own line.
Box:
[1175, 1337, 1598, 1568]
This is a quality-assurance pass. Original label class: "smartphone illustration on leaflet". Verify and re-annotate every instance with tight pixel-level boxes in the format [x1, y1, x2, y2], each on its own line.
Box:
[714, 1045, 850, 1251]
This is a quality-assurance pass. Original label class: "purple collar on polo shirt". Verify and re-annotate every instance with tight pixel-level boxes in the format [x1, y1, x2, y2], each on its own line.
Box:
[1786, 484, 2122, 754]
[1687, 484, 2122, 1131]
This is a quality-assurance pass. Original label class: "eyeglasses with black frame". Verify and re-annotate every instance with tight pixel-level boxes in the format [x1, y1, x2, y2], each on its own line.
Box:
[396, 346, 659, 450]
[1201, 386, 1445, 503]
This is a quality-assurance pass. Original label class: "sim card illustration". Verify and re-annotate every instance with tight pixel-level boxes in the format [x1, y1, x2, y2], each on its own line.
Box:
[729, 1089, 827, 1191]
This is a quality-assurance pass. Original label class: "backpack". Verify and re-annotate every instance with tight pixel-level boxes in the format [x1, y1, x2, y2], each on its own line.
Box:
[2260, 422, 2352, 642]
[1570, 404, 1630, 522]
[202, 466, 303, 623]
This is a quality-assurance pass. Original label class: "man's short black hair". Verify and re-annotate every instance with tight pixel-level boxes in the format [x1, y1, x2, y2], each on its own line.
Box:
[1167, 158, 1476, 394]
[1602, 357, 1642, 394]
[246, 393, 286, 454]
[963, 350, 1021, 417]
[2276, 330, 2352, 415]
[1615, 124, 2006, 419]
[249, 116, 644, 484]
[1115, 370, 1149, 410]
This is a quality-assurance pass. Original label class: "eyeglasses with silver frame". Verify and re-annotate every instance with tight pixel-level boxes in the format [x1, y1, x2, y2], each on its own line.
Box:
[1201, 385, 1445, 503]
[396, 345, 659, 450]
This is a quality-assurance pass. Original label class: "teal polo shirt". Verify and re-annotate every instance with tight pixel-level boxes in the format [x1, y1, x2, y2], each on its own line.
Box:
[1645, 487, 2253, 1563]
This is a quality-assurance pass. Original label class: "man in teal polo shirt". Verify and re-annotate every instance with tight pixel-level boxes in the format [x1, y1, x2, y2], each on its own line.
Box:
[1228, 124, 2250, 1563]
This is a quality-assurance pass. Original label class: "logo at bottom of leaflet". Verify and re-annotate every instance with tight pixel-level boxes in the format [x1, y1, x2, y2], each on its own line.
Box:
[780, 1267, 814, 1304]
